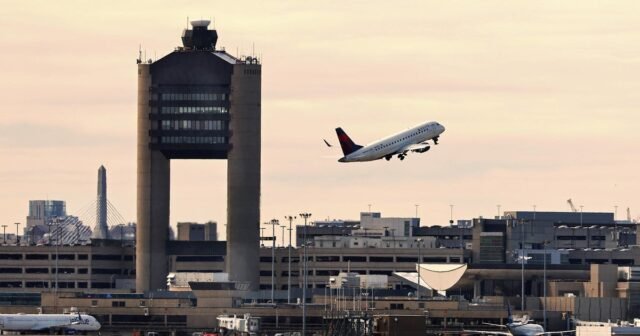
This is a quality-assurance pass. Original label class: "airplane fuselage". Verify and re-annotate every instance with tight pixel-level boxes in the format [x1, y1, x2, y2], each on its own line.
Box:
[338, 121, 445, 162]
[0, 313, 101, 332]
[508, 322, 545, 336]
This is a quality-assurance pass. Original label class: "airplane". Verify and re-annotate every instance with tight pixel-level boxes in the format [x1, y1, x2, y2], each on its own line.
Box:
[0, 312, 101, 334]
[463, 304, 574, 336]
[334, 120, 445, 162]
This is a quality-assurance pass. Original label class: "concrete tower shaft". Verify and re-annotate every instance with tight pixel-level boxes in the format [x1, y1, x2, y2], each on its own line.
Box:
[136, 63, 171, 291]
[227, 62, 261, 289]
[95, 165, 109, 239]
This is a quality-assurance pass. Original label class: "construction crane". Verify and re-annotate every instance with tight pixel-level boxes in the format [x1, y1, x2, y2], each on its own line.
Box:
[567, 199, 578, 212]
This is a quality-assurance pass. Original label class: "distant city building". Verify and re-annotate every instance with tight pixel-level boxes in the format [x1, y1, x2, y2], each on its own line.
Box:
[177, 222, 217, 241]
[23, 200, 92, 246]
[107, 223, 136, 243]
[26, 200, 66, 227]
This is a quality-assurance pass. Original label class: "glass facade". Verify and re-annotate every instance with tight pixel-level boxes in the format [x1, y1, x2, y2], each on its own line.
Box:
[28, 200, 66, 219]
[150, 87, 231, 157]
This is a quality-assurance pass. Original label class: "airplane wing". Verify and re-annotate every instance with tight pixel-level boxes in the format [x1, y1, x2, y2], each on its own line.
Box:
[462, 330, 512, 335]
[535, 331, 575, 336]
[482, 323, 508, 329]
[396, 143, 431, 155]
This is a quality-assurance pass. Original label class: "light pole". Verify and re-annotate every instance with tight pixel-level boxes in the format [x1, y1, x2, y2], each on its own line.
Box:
[280, 225, 286, 248]
[299, 212, 312, 336]
[14, 222, 20, 245]
[284, 215, 296, 305]
[1, 225, 7, 244]
[414, 204, 419, 218]
[416, 238, 423, 299]
[449, 204, 454, 224]
[270, 219, 279, 304]
[390, 228, 396, 248]
[543, 240, 549, 331]
[518, 219, 532, 311]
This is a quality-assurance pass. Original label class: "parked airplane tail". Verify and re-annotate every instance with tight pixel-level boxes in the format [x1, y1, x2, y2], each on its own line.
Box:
[335, 128, 363, 156]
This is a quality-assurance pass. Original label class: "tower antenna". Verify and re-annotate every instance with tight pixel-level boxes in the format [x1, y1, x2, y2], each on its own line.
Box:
[187, 16, 189, 29]
[252, 42, 255, 57]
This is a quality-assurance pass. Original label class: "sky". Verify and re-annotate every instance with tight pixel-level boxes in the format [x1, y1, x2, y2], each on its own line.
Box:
[0, 1, 639, 242]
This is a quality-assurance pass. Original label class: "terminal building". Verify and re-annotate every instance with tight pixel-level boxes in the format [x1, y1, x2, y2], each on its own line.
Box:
[1, 209, 640, 333]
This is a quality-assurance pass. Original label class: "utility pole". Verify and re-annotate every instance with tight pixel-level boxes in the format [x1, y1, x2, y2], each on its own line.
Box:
[270, 219, 279, 304]
[520, 220, 527, 311]
[416, 238, 423, 299]
[284, 215, 296, 304]
[1, 225, 7, 244]
[299, 212, 312, 336]
[14, 222, 20, 245]
[543, 240, 548, 331]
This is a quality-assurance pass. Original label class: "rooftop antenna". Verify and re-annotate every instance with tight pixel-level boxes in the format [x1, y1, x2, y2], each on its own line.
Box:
[137, 44, 142, 64]
[213, 17, 215, 29]
[252, 42, 255, 58]
[186, 16, 189, 29]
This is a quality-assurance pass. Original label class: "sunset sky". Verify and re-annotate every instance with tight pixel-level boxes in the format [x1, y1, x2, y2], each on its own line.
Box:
[1, 1, 639, 241]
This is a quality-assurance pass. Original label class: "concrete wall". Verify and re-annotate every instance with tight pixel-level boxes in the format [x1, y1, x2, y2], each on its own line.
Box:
[226, 63, 261, 289]
[136, 63, 171, 291]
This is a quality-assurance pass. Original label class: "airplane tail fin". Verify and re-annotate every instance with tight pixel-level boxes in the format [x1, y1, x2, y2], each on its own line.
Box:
[335, 128, 363, 156]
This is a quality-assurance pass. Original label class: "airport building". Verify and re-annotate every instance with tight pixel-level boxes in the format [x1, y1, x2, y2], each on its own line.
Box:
[176, 222, 217, 241]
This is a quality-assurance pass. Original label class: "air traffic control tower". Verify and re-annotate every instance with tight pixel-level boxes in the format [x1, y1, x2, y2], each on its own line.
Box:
[137, 20, 261, 291]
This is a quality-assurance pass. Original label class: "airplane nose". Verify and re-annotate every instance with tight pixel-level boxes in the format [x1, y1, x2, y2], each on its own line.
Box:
[440, 125, 446, 132]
